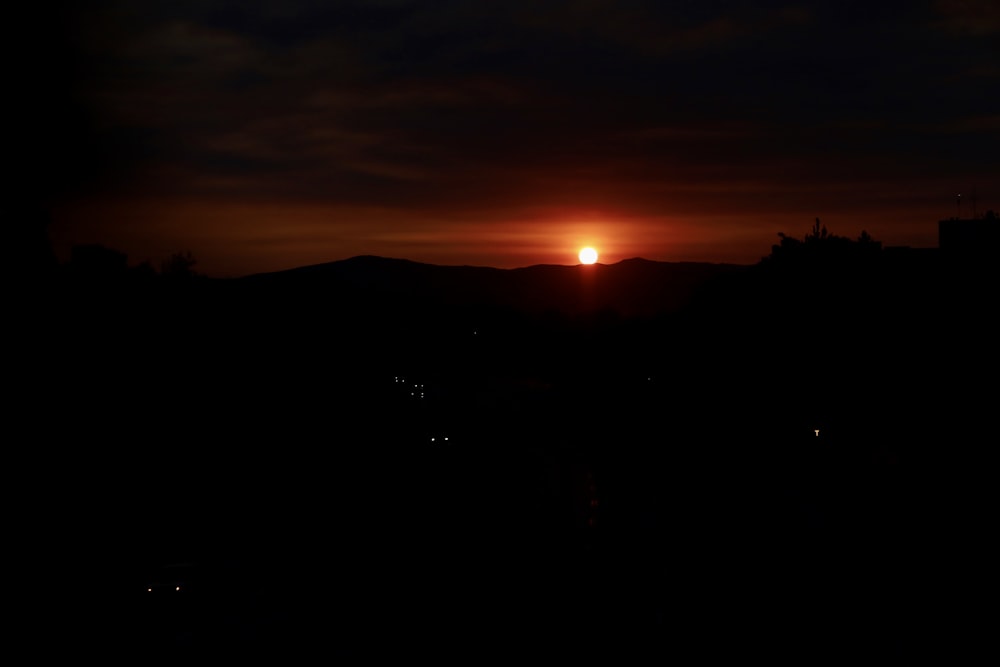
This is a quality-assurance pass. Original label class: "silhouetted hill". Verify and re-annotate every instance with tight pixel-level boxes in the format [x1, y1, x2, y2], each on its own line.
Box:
[237, 254, 748, 320]
[28, 246, 994, 661]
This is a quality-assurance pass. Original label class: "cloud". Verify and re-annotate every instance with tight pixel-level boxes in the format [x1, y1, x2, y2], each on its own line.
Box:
[933, 0, 1000, 35]
[38, 1, 1000, 276]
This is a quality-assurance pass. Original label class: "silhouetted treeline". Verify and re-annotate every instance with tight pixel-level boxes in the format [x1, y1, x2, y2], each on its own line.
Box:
[20, 217, 995, 447]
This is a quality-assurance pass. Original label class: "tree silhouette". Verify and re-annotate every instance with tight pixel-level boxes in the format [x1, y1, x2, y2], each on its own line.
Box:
[805, 217, 829, 241]
[857, 229, 876, 245]
[765, 218, 881, 266]
[160, 251, 201, 280]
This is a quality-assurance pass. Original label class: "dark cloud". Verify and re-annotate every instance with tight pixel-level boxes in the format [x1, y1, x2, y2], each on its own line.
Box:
[35, 1, 1000, 275]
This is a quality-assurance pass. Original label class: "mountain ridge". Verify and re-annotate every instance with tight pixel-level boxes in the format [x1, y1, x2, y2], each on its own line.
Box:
[236, 254, 749, 319]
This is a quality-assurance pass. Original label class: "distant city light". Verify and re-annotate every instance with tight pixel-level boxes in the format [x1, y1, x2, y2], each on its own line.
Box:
[814, 429, 820, 437]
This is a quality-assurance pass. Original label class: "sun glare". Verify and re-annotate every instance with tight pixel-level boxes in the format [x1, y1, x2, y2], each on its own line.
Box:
[578, 247, 598, 264]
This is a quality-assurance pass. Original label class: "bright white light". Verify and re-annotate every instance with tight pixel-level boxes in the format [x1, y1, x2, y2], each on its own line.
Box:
[579, 247, 598, 264]
[814, 429, 820, 437]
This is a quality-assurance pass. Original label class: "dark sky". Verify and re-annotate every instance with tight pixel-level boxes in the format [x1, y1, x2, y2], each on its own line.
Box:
[20, 1, 1000, 277]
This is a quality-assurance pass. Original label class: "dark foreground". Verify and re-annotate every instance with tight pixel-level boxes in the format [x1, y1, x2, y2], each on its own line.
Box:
[21, 251, 994, 662]
[49, 386, 987, 663]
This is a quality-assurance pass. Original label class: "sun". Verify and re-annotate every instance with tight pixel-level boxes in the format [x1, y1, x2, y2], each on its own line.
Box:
[578, 247, 598, 264]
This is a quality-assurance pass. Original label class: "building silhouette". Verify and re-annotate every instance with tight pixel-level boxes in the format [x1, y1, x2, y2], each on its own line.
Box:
[939, 210, 999, 258]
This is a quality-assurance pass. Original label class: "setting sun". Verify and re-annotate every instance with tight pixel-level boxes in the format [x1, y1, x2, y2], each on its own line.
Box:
[578, 247, 598, 264]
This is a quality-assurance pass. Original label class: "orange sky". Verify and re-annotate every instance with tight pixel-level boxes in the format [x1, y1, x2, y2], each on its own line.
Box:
[24, 1, 999, 278]
[48, 191, 953, 278]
